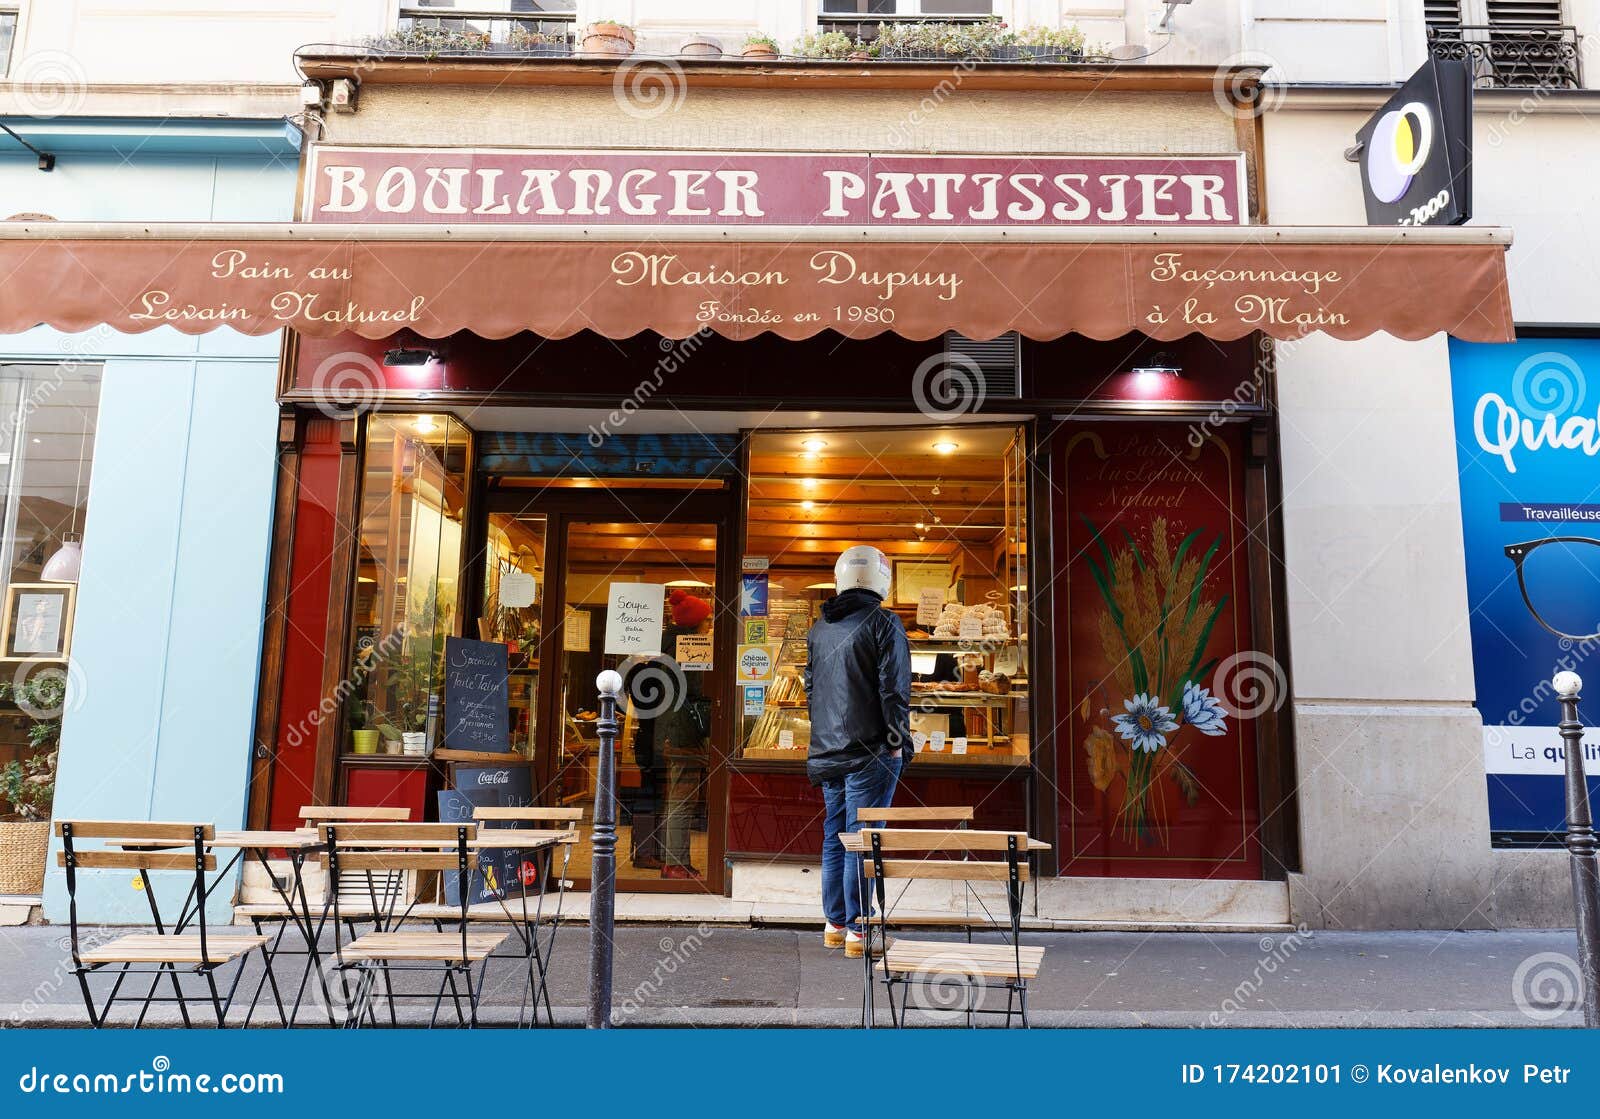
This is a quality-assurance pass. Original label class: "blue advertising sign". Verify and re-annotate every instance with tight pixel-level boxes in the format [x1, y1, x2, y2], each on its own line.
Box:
[1449, 338, 1600, 842]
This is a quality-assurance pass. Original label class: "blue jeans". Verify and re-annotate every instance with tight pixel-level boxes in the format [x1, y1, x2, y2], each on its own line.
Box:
[821, 753, 903, 933]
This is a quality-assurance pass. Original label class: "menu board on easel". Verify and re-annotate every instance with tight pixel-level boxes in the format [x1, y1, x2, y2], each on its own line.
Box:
[442, 636, 510, 752]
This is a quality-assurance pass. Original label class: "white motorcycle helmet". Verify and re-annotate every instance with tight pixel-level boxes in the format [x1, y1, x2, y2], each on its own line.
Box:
[834, 544, 892, 599]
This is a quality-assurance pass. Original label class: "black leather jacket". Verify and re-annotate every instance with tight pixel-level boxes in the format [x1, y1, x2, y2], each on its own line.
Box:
[803, 588, 912, 785]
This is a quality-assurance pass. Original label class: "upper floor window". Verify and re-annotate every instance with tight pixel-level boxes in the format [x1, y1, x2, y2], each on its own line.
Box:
[1427, 1, 1582, 89]
[0, 11, 17, 79]
[397, 1, 577, 48]
[822, 1, 994, 13]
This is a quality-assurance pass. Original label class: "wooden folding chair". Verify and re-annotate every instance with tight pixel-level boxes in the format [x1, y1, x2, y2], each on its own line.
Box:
[410, 806, 582, 1027]
[851, 806, 1005, 937]
[233, 804, 413, 1024]
[57, 820, 279, 1028]
[857, 828, 1044, 1028]
[321, 822, 507, 1028]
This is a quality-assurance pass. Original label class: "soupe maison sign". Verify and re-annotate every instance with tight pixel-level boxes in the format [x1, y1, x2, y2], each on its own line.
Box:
[303, 148, 1249, 227]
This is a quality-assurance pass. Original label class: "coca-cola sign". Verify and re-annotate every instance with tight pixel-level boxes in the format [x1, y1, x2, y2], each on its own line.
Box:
[304, 147, 1247, 228]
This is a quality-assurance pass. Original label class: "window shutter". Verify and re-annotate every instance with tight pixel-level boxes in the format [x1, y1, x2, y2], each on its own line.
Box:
[1485, 1, 1564, 27]
[1425, 0, 1463, 30]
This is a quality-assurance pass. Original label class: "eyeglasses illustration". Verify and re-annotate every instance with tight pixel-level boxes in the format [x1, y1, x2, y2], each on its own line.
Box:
[1503, 536, 1600, 641]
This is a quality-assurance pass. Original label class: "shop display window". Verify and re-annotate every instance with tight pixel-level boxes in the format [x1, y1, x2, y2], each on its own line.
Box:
[345, 414, 469, 757]
[739, 425, 1028, 770]
[0, 363, 101, 827]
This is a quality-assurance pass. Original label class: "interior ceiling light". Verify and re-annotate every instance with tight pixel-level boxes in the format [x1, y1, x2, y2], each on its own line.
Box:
[665, 578, 711, 588]
[412, 414, 437, 434]
[801, 500, 815, 511]
[806, 581, 835, 590]
[802, 477, 818, 489]
[799, 437, 828, 452]
[931, 441, 960, 454]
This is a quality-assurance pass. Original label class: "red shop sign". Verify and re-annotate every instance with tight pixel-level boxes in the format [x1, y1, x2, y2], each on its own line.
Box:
[303, 147, 1248, 228]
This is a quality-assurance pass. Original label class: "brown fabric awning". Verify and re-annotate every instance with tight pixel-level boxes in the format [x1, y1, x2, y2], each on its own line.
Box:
[0, 223, 1514, 343]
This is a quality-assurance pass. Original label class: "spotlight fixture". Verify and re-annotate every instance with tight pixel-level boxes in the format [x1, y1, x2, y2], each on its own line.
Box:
[931, 440, 959, 455]
[799, 437, 828, 453]
[383, 346, 439, 367]
[1131, 352, 1183, 377]
[412, 414, 437, 434]
[801, 500, 815, 511]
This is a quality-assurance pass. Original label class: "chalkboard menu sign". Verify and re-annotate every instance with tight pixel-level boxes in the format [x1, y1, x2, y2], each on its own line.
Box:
[442, 636, 510, 752]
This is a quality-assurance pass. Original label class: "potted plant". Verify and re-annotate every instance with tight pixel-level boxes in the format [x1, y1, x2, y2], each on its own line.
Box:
[742, 34, 780, 60]
[680, 33, 723, 58]
[509, 26, 569, 56]
[795, 30, 855, 61]
[583, 20, 636, 56]
[1014, 24, 1087, 62]
[0, 673, 63, 895]
[366, 26, 491, 58]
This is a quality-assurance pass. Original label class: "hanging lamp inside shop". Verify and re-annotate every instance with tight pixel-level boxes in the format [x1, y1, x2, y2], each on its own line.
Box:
[41, 403, 90, 583]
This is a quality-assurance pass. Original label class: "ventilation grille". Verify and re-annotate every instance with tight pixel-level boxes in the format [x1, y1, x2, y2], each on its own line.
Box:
[943, 331, 1021, 399]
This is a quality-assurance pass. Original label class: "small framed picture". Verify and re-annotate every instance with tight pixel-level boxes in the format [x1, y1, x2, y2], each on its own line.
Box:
[2, 583, 75, 662]
[893, 559, 953, 607]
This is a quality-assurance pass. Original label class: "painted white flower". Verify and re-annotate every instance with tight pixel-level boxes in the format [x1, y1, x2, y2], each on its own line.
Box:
[1111, 693, 1178, 754]
[1181, 681, 1229, 737]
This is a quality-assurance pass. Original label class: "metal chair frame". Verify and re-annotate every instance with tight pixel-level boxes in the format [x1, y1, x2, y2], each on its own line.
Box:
[59, 821, 284, 1029]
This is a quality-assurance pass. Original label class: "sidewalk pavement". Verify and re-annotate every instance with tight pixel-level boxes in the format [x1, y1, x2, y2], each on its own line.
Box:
[0, 923, 1584, 1027]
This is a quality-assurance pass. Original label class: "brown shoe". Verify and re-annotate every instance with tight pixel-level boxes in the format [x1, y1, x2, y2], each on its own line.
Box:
[823, 923, 846, 950]
[844, 932, 883, 959]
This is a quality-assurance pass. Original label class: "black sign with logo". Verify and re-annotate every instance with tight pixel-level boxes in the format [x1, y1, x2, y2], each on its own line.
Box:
[1355, 58, 1473, 227]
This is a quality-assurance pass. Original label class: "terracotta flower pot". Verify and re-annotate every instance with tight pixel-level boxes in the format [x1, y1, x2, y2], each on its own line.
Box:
[680, 35, 723, 58]
[0, 820, 50, 895]
[583, 22, 635, 56]
[742, 43, 779, 60]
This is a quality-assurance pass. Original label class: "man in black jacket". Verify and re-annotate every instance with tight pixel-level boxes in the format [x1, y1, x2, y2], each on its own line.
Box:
[804, 545, 911, 958]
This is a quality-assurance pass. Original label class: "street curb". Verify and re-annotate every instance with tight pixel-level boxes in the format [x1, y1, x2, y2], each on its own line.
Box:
[3, 1002, 1580, 1029]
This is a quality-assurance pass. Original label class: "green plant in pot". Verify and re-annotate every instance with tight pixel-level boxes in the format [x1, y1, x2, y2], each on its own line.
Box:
[0, 672, 63, 895]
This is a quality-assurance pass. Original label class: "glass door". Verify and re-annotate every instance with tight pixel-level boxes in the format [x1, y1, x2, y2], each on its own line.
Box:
[476, 485, 731, 892]
[554, 517, 722, 891]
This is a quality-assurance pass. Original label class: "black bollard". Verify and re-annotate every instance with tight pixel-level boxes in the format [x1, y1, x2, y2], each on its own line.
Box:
[587, 669, 623, 1029]
[1553, 671, 1600, 1028]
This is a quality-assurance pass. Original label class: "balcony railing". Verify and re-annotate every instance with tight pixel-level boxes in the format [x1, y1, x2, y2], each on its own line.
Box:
[1427, 24, 1582, 90]
[390, 7, 576, 54]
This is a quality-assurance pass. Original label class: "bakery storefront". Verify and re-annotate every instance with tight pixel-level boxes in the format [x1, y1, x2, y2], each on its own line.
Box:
[0, 61, 1515, 910]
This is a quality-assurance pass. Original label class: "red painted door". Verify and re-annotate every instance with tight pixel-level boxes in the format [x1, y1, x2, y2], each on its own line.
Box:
[266, 418, 347, 831]
[1053, 421, 1264, 879]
